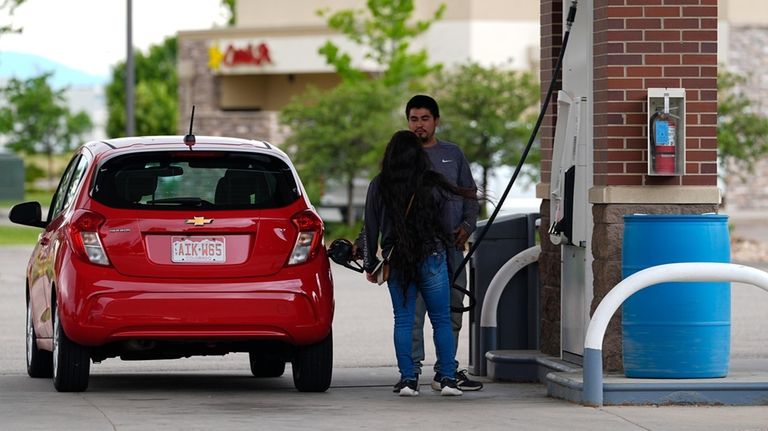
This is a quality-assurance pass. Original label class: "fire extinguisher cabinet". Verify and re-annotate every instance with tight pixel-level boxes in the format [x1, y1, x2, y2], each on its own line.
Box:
[647, 88, 685, 176]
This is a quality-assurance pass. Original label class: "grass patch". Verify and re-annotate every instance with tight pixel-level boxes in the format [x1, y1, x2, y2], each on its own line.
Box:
[0, 225, 41, 245]
[0, 189, 54, 208]
[24, 189, 54, 207]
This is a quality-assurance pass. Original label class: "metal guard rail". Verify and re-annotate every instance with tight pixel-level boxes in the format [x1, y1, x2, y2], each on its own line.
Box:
[583, 262, 768, 406]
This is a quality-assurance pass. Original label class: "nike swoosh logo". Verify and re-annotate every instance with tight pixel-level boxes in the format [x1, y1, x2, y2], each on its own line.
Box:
[442, 159, 452, 163]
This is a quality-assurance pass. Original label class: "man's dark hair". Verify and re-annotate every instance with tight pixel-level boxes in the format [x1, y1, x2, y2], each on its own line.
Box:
[405, 94, 440, 119]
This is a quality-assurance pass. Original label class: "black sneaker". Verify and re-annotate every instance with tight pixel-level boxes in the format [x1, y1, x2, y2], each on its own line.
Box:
[439, 377, 463, 396]
[455, 369, 483, 391]
[393, 377, 419, 396]
[392, 375, 418, 393]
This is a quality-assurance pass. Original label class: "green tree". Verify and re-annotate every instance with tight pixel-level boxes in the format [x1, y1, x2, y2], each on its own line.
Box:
[281, 0, 445, 225]
[430, 62, 539, 216]
[0, 73, 92, 184]
[221, 0, 236, 26]
[282, 80, 398, 225]
[106, 36, 177, 137]
[317, 0, 445, 89]
[717, 69, 768, 181]
[0, 0, 25, 36]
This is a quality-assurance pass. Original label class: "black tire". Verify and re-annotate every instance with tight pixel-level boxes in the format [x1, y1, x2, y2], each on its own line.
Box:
[26, 299, 52, 378]
[249, 352, 286, 377]
[52, 302, 90, 392]
[292, 332, 333, 392]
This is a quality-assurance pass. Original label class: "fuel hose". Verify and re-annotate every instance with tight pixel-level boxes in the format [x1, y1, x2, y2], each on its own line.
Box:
[452, 0, 579, 312]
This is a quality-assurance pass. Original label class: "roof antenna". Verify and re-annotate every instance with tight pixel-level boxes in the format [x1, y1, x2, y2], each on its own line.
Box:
[184, 105, 196, 150]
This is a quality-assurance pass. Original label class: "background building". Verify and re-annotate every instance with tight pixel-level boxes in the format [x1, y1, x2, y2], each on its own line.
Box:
[176, 0, 540, 145]
[719, 0, 768, 211]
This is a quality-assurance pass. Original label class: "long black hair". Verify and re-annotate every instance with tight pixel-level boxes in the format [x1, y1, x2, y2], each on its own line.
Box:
[378, 130, 474, 287]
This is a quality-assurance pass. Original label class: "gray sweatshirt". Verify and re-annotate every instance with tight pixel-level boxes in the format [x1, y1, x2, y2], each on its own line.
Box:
[423, 140, 479, 234]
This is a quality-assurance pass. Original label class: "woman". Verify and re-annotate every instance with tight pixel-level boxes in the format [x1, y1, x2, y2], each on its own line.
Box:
[360, 130, 475, 397]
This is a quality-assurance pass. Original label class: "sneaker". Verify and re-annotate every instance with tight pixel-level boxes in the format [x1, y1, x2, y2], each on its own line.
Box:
[393, 378, 419, 396]
[392, 375, 419, 393]
[439, 377, 463, 396]
[455, 369, 483, 391]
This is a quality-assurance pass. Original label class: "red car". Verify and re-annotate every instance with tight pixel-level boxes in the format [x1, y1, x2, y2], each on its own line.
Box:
[10, 136, 334, 392]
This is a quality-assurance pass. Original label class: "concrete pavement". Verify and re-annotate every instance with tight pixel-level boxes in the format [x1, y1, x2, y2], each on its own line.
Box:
[1, 209, 768, 429]
[3, 368, 768, 431]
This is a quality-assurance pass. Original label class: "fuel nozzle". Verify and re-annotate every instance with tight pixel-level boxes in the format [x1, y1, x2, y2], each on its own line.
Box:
[566, 1, 578, 31]
[327, 239, 364, 273]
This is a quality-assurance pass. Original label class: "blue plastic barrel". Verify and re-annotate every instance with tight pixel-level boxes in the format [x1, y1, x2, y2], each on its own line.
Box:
[622, 214, 730, 378]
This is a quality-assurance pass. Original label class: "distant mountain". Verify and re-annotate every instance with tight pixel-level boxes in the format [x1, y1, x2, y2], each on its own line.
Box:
[0, 51, 108, 88]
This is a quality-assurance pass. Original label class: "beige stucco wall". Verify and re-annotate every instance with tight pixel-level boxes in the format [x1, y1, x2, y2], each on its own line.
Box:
[235, 0, 537, 28]
[219, 73, 340, 111]
[719, 0, 768, 25]
[236, 0, 356, 27]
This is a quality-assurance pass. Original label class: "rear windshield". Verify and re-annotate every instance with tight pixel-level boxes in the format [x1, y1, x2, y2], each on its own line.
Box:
[92, 151, 300, 210]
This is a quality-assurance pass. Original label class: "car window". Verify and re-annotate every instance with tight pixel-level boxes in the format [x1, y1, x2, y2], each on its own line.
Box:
[48, 155, 84, 220]
[61, 156, 89, 210]
[92, 151, 300, 210]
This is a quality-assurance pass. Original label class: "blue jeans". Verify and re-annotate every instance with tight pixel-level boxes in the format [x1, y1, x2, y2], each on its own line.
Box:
[412, 247, 466, 375]
[387, 250, 456, 381]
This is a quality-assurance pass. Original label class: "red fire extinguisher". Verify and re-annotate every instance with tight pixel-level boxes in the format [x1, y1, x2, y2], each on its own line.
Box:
[650, 109, 676, 175]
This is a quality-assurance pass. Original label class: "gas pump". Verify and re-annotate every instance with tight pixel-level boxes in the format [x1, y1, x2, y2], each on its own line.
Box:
[549, 91, 588, 248]
[549, 89, 592, 364]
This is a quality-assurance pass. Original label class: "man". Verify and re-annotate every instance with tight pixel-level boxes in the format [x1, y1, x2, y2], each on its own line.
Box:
[403, 94, 483, 392]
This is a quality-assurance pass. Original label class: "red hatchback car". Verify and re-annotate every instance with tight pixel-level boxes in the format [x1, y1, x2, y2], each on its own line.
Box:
[10, 136, 334, 392]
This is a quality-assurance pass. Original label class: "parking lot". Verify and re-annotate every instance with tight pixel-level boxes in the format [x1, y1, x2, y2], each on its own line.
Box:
[1, 241, 768, 430]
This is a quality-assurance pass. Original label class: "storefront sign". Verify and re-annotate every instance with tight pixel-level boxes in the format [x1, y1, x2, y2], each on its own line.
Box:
[209, 41, 273, 71]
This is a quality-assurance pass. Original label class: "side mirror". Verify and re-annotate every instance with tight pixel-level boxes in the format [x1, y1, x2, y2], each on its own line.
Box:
[9, 201, 47, 228]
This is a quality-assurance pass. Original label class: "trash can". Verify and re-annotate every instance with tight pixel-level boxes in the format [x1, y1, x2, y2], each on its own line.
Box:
[468, 212, 538, 376]
[622, 214, 731, 378]
[0, 153, 24, 200]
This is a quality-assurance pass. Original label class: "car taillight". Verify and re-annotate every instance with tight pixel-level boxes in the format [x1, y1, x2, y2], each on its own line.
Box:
[68, 210, 110, 266]
[288, 209, 323, 266]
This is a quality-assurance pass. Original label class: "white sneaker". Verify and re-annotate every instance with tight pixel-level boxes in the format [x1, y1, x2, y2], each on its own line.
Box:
[396, 379, 419, 397]
[440, 378, 463, 396]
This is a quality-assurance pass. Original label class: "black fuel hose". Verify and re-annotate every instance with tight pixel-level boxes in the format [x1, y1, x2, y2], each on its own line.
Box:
[452, 0, 579, 312]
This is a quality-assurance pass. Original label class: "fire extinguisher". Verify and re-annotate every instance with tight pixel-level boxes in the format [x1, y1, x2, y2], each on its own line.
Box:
[649, 109, 676, 175]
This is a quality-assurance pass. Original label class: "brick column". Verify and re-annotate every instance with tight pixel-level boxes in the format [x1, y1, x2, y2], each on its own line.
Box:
[538, 0, 720, 369]
[591, 0, 719, 371]
[538, 0, 563, 357]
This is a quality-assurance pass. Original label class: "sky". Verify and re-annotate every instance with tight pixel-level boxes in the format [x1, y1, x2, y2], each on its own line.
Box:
[0, 0, 228, 78]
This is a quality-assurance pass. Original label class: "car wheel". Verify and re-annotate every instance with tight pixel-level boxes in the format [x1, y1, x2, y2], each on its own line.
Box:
[292, 332, 332, 392]
[249, 352, 286, 377]
[52, 302, 90, 392]
[26, 300, 52, 378]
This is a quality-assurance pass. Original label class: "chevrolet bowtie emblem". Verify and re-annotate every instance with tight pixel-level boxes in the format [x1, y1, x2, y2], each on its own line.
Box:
[185, 216, 213, 226]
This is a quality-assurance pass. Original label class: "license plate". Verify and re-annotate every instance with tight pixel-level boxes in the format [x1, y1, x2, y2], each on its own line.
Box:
[171, 236, 226, 263]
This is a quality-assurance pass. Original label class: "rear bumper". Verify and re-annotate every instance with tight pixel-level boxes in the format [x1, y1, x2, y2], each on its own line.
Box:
[56, 253, 334, 347]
